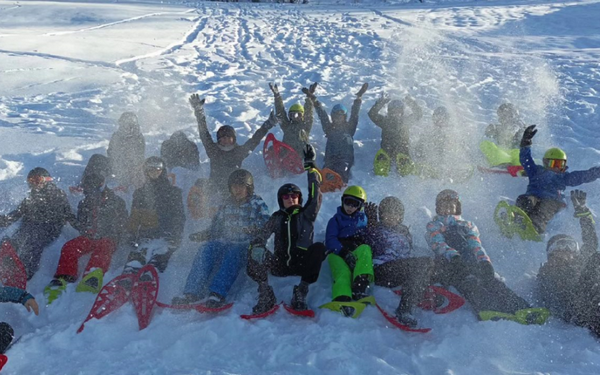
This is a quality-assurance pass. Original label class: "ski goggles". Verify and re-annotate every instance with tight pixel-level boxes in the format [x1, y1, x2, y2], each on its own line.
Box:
[546, 159, 566, 171]
[547, 237, 579, 255]
[289, 112, 303, 120]
[343, 196, 363, 209]
[281, 193, 300, 200]
[27, 176, 52, 187]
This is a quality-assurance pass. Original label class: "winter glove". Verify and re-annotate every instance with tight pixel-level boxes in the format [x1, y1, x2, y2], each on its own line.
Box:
[477, 261, 495, 283]
[344, 251, 357, 269]
[520, 124, 537, 148]
[250, 246, 267, 263]
[571, 189, 591, 217]
[269, 83, 279, 96]
[376, 92, 391, 106]
[264, 110, 279, 130]
[302, 82, 318, 101]
[364, 202, 379, 226]
[150, 252, 173, 273]
[189, 94, 205, 111]
[355, 83, 369, 98]
[303, 144, 317, 170]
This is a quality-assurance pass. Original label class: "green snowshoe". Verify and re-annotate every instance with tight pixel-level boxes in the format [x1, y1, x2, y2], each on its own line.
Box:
[44, 278, 68, 305]
[494, 201, 542, 242]
[479, 307, 550, 325]
[76, 268, 104, 294]
[320, 296, 375, 319]
[374, 149, 391, 176]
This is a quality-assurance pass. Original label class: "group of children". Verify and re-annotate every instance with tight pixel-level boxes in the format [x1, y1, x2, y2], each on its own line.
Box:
[1, 81, 600, 355]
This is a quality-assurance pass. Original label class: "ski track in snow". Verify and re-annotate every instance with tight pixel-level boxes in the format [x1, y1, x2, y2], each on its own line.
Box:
[2, 1, 600, 374]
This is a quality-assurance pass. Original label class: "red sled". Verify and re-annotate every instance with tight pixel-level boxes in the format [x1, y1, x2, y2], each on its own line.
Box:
[241, 303, 281, 320]
[77, 273, 136, 333]
[477, 165, 525, 177]
[394, 285, 465, 314]
[263, 133, 304, 178]
[0, 238, 27, 290]
[131, 265, 160, 330]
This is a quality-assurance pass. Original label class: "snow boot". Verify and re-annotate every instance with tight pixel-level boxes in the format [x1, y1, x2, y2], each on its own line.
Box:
[204, 292, 227, 309]
[352, 274, 370, 301]
[171, 293, 202, 306]
[44, 278, 68, 305]
[76, 269, 104, 294]
[0, 323, 14, 354]
[290, 284, 309, 311]
[252, 285, 276, 315]
[395, 307, 418, 328]
[333, 295, 356, 318]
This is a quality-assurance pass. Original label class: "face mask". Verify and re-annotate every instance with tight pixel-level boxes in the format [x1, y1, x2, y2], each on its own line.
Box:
[218, 144, 235, 152]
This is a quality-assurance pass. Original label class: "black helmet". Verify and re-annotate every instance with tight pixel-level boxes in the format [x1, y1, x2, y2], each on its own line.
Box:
[228, 169, 254, 195]
[143, 156, 167, 180]
[435, 189, 461, 216]
[277, 183, 303, 208]
[217, 125, 237, 144]
[379, 196, 404, 223]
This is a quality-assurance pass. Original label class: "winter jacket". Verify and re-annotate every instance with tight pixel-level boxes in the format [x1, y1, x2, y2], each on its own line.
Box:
[208, 194, 270, 243]
[251, 169, 321, 264]
[537, 209, 598, 322]
[193, 108, 271, 192]
[521, 146, 600, 202]
[368, 100, 422, 157]
[73, 188, 128, 242]
[426, 215, 490, 263]
[160, 131, 200, 171]
[0, 287, 33, 305]
[274, 94, 314, 156]
[107, 121, 145, 186]
[127, 171, 185, 247]
[0, 183, 72, 230]
[325, 206, 368, 255]
[315, 98, 361, 169]
[414, 126, 450, 165]
[362, 223, 413, 265]
[484, 121, 525, 149]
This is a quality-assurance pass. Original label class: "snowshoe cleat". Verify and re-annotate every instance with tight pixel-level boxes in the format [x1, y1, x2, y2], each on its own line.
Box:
[44, 278, 68, 305]
[76, 269, 103, 294]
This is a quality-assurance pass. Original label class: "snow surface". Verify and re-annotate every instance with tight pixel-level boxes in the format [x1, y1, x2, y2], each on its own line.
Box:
[1, 0, 600, 373]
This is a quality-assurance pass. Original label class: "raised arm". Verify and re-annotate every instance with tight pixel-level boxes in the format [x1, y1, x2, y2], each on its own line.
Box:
[270, 83, 290, 129]
[239, 111, 278, 155]
[368, 94, 389, 128]
[189, 94, 219, 159]
[314, 100, 333, 136]
[519, 125, 540, 177]
[348, 98, 362, 137]
[564, 166, 600, 187]
[571, 190, 598, 259]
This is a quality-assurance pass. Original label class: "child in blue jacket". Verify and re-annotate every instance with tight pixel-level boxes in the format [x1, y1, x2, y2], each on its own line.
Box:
[325, 186, 374, 315]
[0, 286, 38, 354]
[517, 125, 600, 234]
[172, 169, 270, 308]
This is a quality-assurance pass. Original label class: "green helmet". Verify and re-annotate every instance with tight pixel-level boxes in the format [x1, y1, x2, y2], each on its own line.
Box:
[289, 103, 305, 114]
[543, 147, 567, 161]
[342, 185, 367, 202]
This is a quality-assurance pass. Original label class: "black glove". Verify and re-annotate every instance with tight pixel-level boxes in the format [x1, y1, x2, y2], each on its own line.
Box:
[302, 82, 318, 101]
[520, 124, 537, 148]
[189, 94, 205, 111]
[303, 144, 317, 170]
[377, 92, 390, 106]
[150, 252, 174, 273]
[477, 261, 495, 283]
[269, 83, 279, 96]
[265, 110, 279, 129]
[344, 251, 357, 269]
[571, 189, 590, 216]
[364, 202, 378, 226]
[355, 83, 369, 98]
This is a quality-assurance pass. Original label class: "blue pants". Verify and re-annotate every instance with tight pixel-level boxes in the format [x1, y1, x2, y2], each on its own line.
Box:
[183, 241, 248, 298]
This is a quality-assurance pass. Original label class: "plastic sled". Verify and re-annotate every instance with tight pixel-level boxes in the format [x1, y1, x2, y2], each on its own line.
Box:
[479, 140, 520, 167]
[478, 165, 525, 177]
[319, 168, 345, 193]
[0, 238, 27, 290]
[263, 133, 304, 178]
[494, 201, 542, 242]
[131, 265, 160, 330]
[77, 273, 136, 333]
[376, 304, 431, 333]
[373, 149, 391, 177]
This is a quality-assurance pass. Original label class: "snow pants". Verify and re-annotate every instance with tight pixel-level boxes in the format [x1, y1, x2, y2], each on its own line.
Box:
[432, 257, 530, 315]
[571, 253, 600, 336]
[54, 236, 117, 282]
[324, 138, 354, 183]
[11, 223, 62, 280]
[123, 239, 173, 275]
[0, 322, 13, 354]
[184, 240, 248, 298]
[516, 195, 564, 234]
[328, 244, 374, 300]
[375, 257, 433, 312]
[247, 242, 326, 286]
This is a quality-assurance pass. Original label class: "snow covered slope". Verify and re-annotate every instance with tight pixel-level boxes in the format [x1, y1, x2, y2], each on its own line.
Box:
[1, 0, 600, 374]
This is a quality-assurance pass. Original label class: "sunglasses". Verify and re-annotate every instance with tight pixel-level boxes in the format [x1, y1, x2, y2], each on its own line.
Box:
[289, 112, 303, 119]
[547, 159, 566, 170]
[282, 193, 300, 200]
[27, 176, 52, 186]
[343, 197, 362, 208]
